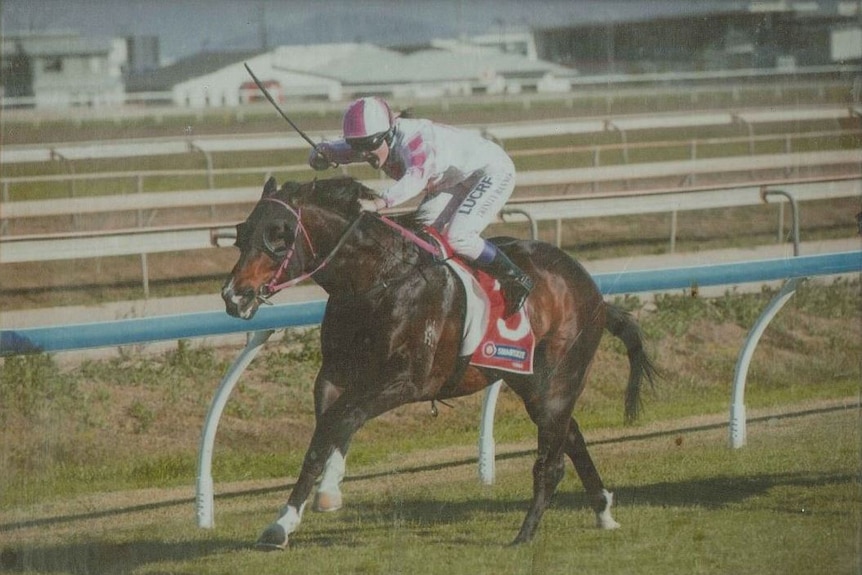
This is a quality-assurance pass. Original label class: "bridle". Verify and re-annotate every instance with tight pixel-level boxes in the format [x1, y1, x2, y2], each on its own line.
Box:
[259, 196, 324, 296]
[256, 196, 443, 301]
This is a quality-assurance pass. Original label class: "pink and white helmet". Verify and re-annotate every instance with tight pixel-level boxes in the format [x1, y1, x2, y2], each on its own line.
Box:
[342, 97, 394, 150]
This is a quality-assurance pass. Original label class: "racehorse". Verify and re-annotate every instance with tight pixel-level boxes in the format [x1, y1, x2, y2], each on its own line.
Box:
[221, 176, 658, 549]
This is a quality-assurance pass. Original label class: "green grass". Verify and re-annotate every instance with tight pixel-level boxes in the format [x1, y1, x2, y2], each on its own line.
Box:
[1, 406, 856, 574]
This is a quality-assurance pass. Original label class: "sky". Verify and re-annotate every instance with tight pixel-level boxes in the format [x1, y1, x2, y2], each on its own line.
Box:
[2, 0, 748, 64]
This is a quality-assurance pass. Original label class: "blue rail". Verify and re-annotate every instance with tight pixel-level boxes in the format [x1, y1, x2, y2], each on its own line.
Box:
[2, 251, 859, 356]
[1, 300, 327, 356]
[593, 250, 860, 294]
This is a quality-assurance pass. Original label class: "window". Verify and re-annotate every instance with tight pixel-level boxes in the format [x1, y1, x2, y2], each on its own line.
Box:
[44, 57, 63, 73]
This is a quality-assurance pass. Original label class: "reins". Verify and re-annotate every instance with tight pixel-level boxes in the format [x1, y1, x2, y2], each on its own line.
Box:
[260, 198, 443, 300]
[375, 215, 442, 258]
[262, 198, 365, 295]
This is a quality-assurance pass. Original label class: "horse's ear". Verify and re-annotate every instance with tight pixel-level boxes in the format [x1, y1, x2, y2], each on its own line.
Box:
[262, 177, 278, 198]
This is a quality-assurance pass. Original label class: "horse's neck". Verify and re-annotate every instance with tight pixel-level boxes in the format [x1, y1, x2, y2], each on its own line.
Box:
[311, 217, 422, 296]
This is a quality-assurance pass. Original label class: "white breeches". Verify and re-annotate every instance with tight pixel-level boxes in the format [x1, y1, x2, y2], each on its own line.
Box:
[415, 160, 515, 261]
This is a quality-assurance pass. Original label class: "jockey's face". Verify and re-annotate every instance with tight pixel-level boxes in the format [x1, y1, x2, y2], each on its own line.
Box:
[364, 140, 390, 169]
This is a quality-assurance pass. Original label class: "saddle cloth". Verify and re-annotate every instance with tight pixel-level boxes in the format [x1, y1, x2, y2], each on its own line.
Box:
[424, 229, 535, 375]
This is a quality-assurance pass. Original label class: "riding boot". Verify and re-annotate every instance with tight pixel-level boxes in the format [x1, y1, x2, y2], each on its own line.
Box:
[478, 248, 534, 317]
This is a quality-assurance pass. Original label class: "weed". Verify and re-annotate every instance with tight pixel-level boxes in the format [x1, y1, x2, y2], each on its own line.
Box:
[262, 328, 323, 392]
[127, 453, 196, 485]
[126, 400, 155, 434]
[165, 339, 225, 376]
[0, 354, 78, 420]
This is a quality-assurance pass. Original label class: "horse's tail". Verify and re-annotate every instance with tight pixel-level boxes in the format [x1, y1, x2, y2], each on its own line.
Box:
[604, 302, 659, 424]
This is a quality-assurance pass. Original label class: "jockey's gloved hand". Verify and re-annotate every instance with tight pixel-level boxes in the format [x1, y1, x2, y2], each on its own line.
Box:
[358, 197, 386, 212]
[309, 144, 334, 171]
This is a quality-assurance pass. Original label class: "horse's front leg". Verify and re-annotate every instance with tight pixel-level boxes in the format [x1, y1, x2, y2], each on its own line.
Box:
[255, 418, 348, 550]
[314, 442, 347, 513]
[311, 374, 348, 513]
[255, 390, 403, 551]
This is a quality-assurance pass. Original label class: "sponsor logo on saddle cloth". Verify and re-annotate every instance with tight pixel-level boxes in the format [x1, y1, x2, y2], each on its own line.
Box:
[422, 228, 535, 374]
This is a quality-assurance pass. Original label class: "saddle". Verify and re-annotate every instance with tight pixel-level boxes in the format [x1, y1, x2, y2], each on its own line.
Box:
[421, 228, 535, 375]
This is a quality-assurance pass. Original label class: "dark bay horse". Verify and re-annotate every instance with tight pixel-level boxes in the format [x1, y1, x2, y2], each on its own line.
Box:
[221, 176, 657, 549]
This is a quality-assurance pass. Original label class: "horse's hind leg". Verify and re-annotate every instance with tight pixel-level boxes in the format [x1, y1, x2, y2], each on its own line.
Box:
[509, 366, 581, 545]
[565, 416, 620, 529]
[512, 425, 568, 545]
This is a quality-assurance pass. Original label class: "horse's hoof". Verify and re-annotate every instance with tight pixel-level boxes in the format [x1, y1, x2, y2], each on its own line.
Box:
[597, 516, 621, 530]
[254, 523, 288, 551]
[595, 489, 621, 529]
[313, 490, 343, 513]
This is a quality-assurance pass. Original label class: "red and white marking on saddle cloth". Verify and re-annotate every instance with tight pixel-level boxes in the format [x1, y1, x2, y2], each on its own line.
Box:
[470, 269, 535, 374]
[426, 230, 535, 375]
[462, 265, 535, 374]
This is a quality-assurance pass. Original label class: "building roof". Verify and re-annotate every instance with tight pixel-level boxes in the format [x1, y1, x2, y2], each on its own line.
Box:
[128, 41, 574, 94]
[273, 42, 573, 86]
[126, 49, 266, 92]
[2, 30, 114, 58]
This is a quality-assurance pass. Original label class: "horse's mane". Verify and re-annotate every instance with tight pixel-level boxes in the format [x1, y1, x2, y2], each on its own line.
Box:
[288, 177, 423, 232]
[285, 177, 376, 217]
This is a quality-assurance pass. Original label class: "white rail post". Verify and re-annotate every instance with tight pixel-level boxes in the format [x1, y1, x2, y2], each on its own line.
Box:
[729, 277, 801, 448]
[197, 329, 274, 528]
[478, 380, 503, 485]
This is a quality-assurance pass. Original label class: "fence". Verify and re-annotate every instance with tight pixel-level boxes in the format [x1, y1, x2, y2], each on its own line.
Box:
[2, 104, 857, 168]
[5, 175, 859, 248]
[2, 174, 858, 274]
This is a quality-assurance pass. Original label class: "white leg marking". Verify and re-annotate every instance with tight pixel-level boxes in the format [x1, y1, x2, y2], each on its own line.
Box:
[596, 489, 621, 529]
[275, 502, 306, 536]
[314, 449, 346, 512]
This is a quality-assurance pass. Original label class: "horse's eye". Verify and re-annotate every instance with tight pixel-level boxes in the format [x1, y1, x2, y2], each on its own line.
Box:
[263, 222, 287, 255]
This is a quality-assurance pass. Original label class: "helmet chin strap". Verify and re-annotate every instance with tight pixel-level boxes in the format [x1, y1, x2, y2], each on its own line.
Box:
[364, 140, 390, 169]
[366, 153, 382, 169]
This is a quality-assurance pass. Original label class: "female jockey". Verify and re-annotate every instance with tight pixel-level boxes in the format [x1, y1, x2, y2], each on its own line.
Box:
[308, 96, 533, 316]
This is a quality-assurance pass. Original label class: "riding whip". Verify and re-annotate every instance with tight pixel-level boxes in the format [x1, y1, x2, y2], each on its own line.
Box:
[243, 62, 320, 151]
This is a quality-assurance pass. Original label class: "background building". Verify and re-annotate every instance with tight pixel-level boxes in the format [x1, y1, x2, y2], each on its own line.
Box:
[534, 4, 862, 73]
[2, 2, 859, 109]
[1, 30, 126, 108]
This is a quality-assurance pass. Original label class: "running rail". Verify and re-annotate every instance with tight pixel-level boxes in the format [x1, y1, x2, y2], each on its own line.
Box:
[3, 251, 857, 355]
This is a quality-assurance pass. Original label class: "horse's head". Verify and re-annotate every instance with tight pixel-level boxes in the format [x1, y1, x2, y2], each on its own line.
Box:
[221, 176, 375, 319]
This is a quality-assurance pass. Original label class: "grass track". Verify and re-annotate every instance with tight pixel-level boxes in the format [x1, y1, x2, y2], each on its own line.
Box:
[1, 400, 858, 575]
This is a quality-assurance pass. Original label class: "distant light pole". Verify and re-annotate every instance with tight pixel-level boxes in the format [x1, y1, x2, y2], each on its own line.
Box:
[259, 1, 269, 51]
[606, 19, 615, 74]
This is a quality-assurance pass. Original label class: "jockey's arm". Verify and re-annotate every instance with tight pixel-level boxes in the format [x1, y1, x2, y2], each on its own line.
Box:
[379, 166, 431, 208]
[359, 167, 430, 212]
[308, 140, 361, 170]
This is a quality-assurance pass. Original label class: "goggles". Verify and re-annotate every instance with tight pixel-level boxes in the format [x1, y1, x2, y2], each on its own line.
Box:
[346, 130, 391, 152]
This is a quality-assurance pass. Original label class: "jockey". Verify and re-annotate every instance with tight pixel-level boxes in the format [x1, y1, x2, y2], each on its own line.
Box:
[308, 96, 533, 316]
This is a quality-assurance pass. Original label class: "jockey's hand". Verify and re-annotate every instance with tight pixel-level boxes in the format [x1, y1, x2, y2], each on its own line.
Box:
[358, 197, 385, 212]
[308, 144, 334, 171]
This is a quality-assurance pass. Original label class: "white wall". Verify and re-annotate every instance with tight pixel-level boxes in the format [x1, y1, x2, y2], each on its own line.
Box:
[172, 53, 343, 108]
